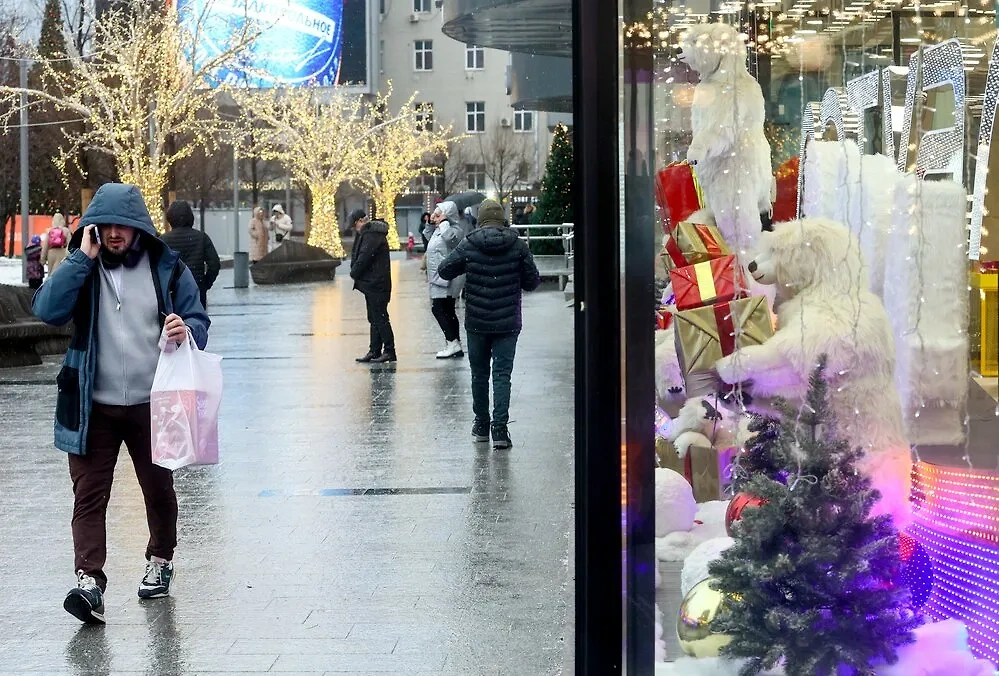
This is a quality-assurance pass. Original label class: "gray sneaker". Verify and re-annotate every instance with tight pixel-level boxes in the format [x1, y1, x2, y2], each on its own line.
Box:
[138, 560, 174, 599]
[64, 570, 105, 624]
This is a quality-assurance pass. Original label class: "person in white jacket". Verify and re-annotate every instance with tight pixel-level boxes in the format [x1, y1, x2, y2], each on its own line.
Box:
[270, 205, 293, 243]
[426, 201, 465, 359]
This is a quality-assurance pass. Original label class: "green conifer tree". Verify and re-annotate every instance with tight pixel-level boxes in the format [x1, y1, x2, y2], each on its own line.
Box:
[38, 0, 69, 63]
[709, 358, 922, 676]
[530, 123, 573, 254]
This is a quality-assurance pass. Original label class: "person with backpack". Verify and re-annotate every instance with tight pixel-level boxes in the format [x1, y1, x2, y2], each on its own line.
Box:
[31, 183, 210, 624]
[42, 212, 71, 276]
[25, 235, 44, 289]
[438, 199, 541, 449]
[161, 201, 221, 309]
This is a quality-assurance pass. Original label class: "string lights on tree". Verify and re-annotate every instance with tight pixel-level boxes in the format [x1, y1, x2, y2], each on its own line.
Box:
[0, 0, 262, 225]
[352, 84, 460, 250]
[239, 83, 380, 259]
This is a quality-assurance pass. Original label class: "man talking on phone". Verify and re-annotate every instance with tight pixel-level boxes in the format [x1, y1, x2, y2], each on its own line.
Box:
[32, 183, 210, 624]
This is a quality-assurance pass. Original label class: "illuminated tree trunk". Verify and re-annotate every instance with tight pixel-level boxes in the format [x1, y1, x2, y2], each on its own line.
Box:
[308, 182, 345, 259]
[119, 166, 168, 232]
[374, 189, 400, 251]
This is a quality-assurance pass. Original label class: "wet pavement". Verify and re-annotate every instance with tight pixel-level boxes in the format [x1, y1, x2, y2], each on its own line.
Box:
[0, 256, 575, 675]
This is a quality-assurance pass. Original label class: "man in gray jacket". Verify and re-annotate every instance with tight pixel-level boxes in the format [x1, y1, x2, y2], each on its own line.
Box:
[33, 183, 210, 624]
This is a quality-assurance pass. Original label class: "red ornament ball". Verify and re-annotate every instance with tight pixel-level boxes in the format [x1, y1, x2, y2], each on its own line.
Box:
[725, 492, 767, 536]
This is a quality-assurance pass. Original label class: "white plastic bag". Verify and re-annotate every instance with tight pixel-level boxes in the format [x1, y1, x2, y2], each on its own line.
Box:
[150, 334, 223, 471]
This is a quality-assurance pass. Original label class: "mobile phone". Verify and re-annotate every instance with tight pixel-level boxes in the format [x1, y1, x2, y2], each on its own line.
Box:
[90, 227, 101, 247]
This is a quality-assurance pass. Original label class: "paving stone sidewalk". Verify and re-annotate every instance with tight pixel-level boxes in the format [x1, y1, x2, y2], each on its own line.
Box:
[0, 256, 575, 675]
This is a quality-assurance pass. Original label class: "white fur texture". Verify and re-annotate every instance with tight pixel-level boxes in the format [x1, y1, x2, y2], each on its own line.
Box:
[884, 175, 969, 445]
[656, 327, 685, 405]
[715, 218, 911, 526]
[681, 536, 735, 597]
[657, 500, 729, 561]
[655, 468, 698, 537]
[856, 153, 900, 299]
[680, 24, 773, 254]
[799, 141, 898, 300]
[668, 397, 749, 458]
[801, 138, 862, 226]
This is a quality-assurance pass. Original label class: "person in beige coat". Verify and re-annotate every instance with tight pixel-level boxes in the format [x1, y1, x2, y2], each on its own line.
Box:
[42, 212, 72, 275]
[248, 207, 269, 263]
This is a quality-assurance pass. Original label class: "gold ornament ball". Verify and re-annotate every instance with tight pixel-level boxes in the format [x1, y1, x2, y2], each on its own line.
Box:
[676, 578, 733, 658]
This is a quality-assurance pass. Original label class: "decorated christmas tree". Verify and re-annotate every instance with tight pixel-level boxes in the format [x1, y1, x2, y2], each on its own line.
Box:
[38, 0, 69, 63]
[729, 415, 785, 493]
[531, 123, 573, 254]
[709, 358, 922, 676]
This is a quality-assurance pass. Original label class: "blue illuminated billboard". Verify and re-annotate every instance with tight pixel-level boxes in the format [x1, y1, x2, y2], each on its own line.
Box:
[178, 0, 359, 88]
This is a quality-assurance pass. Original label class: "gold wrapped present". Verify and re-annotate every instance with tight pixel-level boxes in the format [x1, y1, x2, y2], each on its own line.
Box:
[656, 438, 737, 503]
[675, 296, 774, 386]
[663, 222, 731, 269]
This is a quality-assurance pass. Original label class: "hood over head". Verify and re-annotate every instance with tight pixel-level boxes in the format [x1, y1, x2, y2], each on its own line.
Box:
[435, 201, 459, 224]
[51, 212, 66, 229]
[466, 224, 520, 255]
[73, 183, 158, 251]
[272, 204, 285, 214]
[364, 219, 390, 236]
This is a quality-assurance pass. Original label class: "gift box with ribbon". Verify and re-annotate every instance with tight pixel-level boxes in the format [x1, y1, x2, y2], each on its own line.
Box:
[670, 255, 748, 311]
[663, 221, 730, 269]
[657, 437, 737, 503]
[657, 307, 673, 331]
[655, 162, 705, 233]
[674, 296, 774, 390]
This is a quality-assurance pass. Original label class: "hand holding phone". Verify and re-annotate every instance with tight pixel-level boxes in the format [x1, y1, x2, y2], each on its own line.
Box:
[81, 224, 100, 260]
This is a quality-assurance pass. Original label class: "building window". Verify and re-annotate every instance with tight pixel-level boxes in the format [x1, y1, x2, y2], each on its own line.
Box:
[465, 45, 484, 70]
[466, 102, 485, 133]
[518, 160, 531, 182]
[413, 0, 431, 11]
[414, 40, 433, 71]
[415, 102, 434, 132]
[466, 163, 486, 191]
[514, 110, 535, 133]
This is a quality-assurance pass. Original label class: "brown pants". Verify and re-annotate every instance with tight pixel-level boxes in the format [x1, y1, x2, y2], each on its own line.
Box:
[69, 403, 178, 591]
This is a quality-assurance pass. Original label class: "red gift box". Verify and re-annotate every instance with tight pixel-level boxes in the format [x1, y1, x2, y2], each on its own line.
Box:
[670, 255, 747, 311]
[771, 156, 799, 223]
[655, 162, 705, 233]
[656, 308, 673, 331]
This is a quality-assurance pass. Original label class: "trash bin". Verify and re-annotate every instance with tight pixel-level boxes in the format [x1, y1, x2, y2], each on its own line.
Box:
[233, 251, 250, 289]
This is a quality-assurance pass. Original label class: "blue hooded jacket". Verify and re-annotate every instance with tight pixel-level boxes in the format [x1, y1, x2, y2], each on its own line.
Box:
[32, 184, 210, 455]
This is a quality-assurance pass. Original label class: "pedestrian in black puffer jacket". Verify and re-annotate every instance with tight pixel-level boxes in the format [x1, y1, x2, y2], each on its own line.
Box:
[439, 199, 540, 450]
[349, 212, 396, 363]
[162, 201, 221, 309]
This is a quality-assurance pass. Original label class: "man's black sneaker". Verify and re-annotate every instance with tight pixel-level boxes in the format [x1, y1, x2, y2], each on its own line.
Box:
[472, 420, 490, 442]
[371, 351, 397, 363]
[492, 425, 512, 450]
[356, 351, 381, 363]
[64, 571, 105, 624]
[138, 560, 174, 599]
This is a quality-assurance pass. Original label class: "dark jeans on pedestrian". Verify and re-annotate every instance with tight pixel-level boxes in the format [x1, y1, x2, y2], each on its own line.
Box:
[199, 289, 208, 311]
[69, 403, 178, 591]
[466, 332, 519, 427]
[365, 292, 395, 355]
[431, 297, 460, 342]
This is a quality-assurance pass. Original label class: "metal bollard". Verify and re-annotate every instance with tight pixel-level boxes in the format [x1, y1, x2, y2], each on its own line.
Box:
[233, 251, 250, 289]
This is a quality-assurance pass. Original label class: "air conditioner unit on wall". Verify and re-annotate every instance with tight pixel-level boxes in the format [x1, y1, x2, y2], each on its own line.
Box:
[409, 12, 420, 22]
[501, 118, 511, 128]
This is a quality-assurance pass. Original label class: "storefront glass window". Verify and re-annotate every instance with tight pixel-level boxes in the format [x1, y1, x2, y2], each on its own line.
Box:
[620, 0, 999, 670]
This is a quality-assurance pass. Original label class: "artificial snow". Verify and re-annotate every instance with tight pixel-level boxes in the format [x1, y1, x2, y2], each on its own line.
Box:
[653, 620, 997, 676]
[681, 536, 735, 597]
[655, 602, 667, 663]
[657, 500, 729, 561]
[656, 467, 698, 537]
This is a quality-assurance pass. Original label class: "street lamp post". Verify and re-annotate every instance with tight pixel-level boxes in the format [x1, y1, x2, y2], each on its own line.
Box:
[19, 59, 28, 283]
[233, 149, 249, 288]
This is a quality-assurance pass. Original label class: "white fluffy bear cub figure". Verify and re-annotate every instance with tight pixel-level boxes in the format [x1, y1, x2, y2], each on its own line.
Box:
[680, 23, 773, 254]
[715, 218, 912, 527]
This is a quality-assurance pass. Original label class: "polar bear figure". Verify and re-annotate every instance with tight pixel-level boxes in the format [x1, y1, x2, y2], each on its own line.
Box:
[679, 23, 774, 255]
[715, 218, 912, 527]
